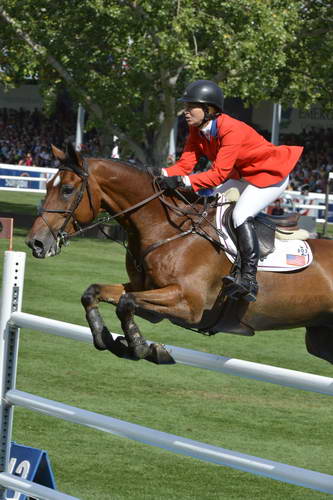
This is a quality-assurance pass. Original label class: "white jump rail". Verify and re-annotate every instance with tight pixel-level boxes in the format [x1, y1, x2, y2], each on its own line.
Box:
[0, 472, 78, 500]
[0, 163, 57, 194]
[1, 251, 333, 497]
[10, 311, 333, 396]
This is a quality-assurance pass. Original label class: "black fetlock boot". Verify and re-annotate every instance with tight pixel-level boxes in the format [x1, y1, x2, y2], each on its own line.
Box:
[223, 218, 259, 302]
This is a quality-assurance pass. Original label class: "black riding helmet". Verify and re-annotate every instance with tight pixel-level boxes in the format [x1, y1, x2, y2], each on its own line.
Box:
[178, 80, 224, 112]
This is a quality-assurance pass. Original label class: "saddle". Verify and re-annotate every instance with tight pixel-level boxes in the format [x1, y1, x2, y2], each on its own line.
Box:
[222, 204, 304, 259]
[198, 198, 312, 338]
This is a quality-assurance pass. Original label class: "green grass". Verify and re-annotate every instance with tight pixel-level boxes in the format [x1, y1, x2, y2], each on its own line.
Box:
[0, 195, 332, 499]
[0, 191, 44, 215]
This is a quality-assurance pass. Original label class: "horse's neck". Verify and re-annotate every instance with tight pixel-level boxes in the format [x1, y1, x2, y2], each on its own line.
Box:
[97, 162, 165, 237]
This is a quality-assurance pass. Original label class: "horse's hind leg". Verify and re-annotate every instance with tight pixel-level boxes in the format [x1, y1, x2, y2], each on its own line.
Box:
[305, 326, 333, 364]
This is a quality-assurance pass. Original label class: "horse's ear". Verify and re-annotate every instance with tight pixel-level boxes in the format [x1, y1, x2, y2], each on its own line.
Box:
[66, 141, 83, 167]
[51, 144, 66, 162]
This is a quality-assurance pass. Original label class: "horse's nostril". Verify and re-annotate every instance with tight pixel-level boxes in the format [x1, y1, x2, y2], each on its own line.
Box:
[26, 239, 45, 258]
[33, 239, 44, 250]
[26, 238, 36, 250]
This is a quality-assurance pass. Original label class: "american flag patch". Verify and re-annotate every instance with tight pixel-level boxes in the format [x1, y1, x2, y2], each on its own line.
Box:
[286, 254, 306, 266]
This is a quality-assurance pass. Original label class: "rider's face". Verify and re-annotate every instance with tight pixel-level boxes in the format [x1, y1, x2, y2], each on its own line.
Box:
[183, 103, 205, 127]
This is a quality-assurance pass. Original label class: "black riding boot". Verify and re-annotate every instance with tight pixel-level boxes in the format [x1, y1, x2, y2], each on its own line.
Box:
[223, 218, 259, 302]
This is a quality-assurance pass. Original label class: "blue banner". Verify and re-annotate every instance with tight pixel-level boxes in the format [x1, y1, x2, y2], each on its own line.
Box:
[0, 169, 42, 190]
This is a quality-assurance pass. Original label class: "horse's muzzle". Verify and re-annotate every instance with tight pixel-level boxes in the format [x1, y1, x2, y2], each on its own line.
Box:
[25, 234, 61, 258]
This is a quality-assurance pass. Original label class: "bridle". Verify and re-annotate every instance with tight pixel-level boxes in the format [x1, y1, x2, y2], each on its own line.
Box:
[39, 158, 164, 249]
[38, 157, 233, 267]
[38, 157, 95, 247]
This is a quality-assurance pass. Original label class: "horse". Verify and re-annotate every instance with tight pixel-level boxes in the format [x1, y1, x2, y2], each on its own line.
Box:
[26, 142, 333, 366]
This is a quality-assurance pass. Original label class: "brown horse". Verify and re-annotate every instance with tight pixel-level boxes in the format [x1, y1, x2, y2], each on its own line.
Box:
[26, 143, 333, 366]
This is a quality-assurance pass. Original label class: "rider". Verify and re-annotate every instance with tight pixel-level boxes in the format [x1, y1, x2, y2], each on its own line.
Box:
[158, 79, 303, 302]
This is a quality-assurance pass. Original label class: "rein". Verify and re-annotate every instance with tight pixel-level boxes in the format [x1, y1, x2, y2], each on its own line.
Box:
[153, 177, 236, 258]
[69, 189, 164, 239]
[39, 157, 235, 269]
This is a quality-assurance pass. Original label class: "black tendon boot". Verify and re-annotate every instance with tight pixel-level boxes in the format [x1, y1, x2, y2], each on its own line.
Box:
[223, 218, 259, 302]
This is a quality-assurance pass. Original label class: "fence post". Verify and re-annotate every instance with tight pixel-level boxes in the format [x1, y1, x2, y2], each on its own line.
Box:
[322, 172, 333, 237]
[0, 251, 26, 499]
[271, 103, 281, 145]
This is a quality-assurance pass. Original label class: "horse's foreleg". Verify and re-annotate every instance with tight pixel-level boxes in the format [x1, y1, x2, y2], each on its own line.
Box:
[82, 283, 198, 364]
[128, 285, 203, 322]
[115, 284, 201, 364]
[82, 283, 130, 311]
[81, 283, 136, 359]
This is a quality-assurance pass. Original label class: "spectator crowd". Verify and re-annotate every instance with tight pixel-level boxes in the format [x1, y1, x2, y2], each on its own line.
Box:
[280, 128, 333, 193]
[0, 106, 102, 168]
[1, 106, 333, 194]
[0, 106, 69, 167]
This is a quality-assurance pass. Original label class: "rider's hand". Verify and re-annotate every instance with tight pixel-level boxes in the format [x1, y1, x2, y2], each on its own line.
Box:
[158, 175, 184, 191]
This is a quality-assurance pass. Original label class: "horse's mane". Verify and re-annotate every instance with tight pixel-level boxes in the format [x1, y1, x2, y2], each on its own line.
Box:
[88, 155, 213, 209]
[110, 158, 145, 170]
[90, 155, 157, 173]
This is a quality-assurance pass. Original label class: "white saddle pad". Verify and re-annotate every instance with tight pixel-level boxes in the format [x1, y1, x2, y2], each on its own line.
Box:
[216, 194, 313, 272]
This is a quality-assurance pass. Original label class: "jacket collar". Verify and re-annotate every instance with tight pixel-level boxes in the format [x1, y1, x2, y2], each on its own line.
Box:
[200, 119, 218, 141]
[210, 119, 218, 138]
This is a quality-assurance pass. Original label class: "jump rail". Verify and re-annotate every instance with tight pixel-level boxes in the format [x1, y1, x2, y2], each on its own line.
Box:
[0, 164, 57, 194]
[10, 311, 333, 396]
[1, 251, 333, 498]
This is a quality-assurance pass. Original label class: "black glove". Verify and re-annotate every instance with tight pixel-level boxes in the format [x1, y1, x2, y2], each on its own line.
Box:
[158, 175, 183, 191]
[147, 166, 162, 177]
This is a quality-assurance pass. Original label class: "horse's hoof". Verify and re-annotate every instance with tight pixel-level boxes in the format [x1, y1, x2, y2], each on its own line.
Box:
[132, 343, 150, 359]
[106, 335, 139, 361]
[146, 343, 176, 365]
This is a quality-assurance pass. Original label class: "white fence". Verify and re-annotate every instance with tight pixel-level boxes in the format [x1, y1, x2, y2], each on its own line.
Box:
[1, 251, 333, 498]
[0, 163, 57, 194]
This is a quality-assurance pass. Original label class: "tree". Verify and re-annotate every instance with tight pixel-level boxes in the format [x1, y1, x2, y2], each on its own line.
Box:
[273, 0, 333, 109]
[0, 0, 332, 165]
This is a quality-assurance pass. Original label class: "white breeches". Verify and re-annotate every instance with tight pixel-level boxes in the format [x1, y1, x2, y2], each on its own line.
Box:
[215, 176, 289, 228]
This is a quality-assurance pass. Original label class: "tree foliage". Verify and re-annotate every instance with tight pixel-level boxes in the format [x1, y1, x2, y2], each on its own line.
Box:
[0, 0, 332, 165]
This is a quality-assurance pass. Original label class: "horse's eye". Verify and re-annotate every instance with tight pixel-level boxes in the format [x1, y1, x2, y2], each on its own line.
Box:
[61, 185, 74, 198]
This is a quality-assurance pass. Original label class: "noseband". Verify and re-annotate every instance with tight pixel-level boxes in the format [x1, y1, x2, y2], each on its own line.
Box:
[38, 157, 94, 246]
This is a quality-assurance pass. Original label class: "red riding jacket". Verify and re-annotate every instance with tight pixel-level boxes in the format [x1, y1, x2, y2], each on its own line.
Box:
[165, 114, 303, 192]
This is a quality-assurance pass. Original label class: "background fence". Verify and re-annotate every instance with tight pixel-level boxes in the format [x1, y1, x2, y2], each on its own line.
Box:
[0, 163, 57, 194]
[2, 163, 333, 225]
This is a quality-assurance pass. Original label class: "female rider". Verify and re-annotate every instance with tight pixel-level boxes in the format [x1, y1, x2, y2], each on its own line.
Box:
[158, 80, 303, 302]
